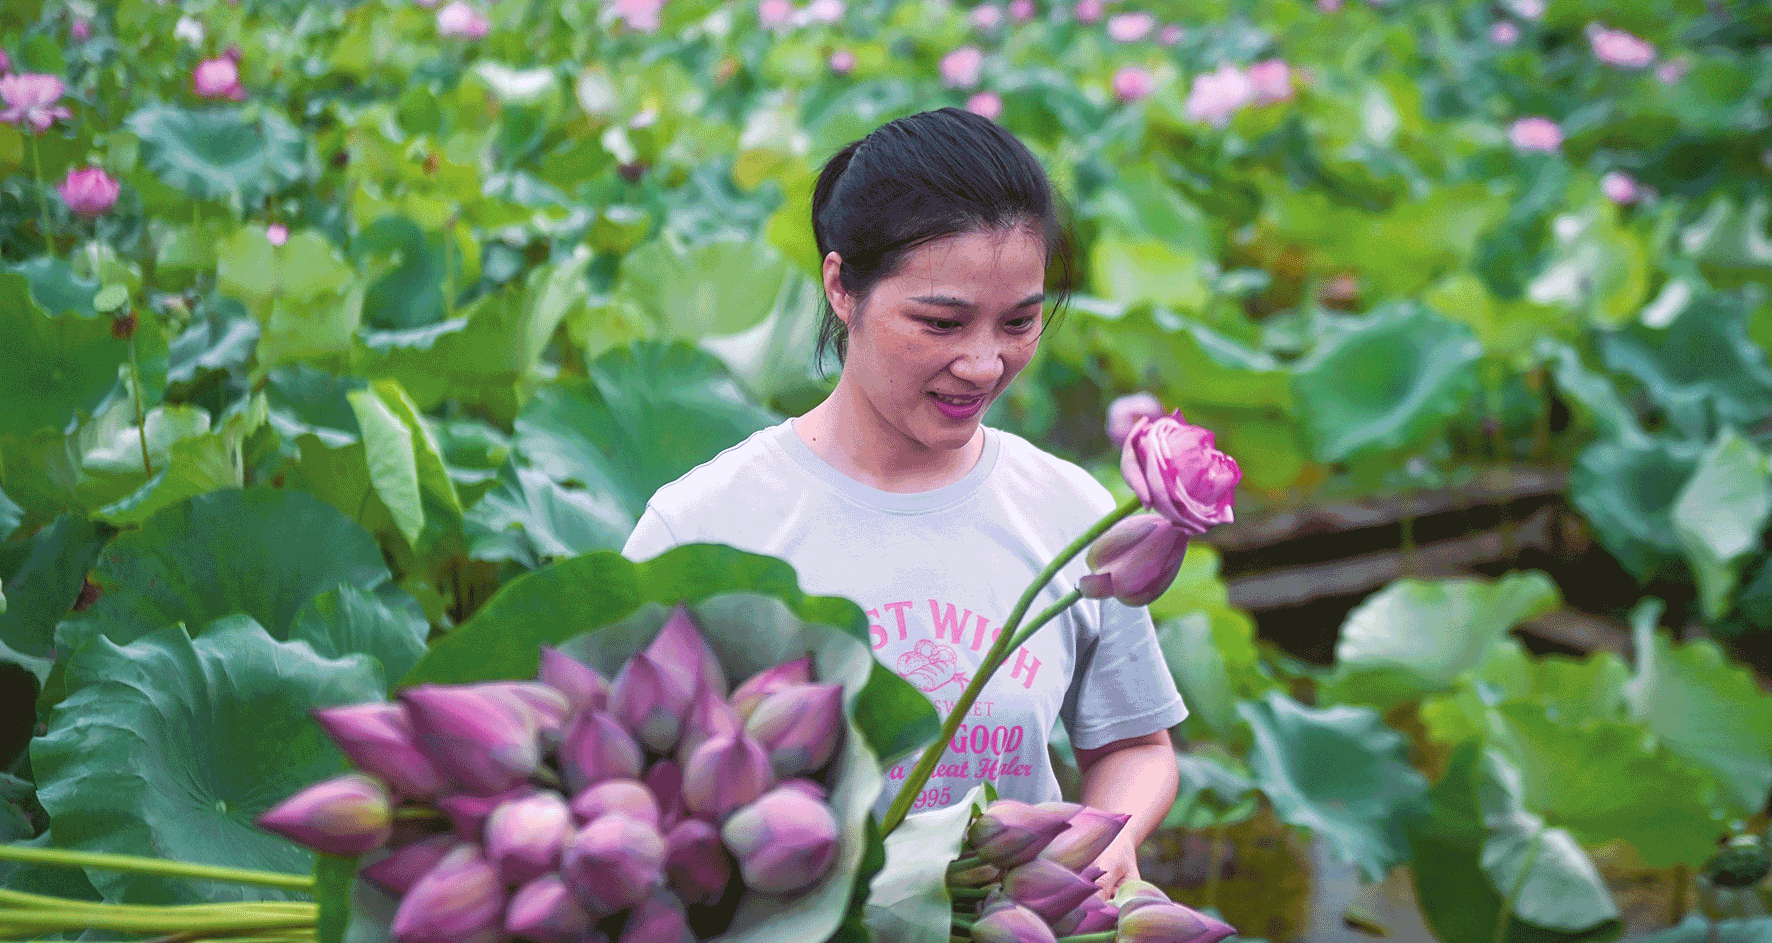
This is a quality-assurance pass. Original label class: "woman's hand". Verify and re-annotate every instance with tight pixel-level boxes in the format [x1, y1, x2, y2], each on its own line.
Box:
[1072, 729, 1179, 897]
[1088, 835, 1142, 897]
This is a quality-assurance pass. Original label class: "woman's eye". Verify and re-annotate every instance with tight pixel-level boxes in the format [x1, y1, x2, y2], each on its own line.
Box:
[925, 319, 961, 331]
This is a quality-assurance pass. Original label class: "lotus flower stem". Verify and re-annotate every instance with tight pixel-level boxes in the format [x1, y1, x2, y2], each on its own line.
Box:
[28, 132, 51, 255]
[0, 889, 312, 917]
[394, 806, 446, 820]
[946, 854, 985, 873]
[948, 886, 989, 900]
[951, 914, 975, 930]
[881, 496, 1142, 835]
[0, 845, 314, 891]
[1055, 933, 1116, 942]
[130, 335, 151, 476]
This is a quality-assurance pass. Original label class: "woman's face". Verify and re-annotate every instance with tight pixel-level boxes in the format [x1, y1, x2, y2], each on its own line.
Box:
[823, 227, 1047, 462]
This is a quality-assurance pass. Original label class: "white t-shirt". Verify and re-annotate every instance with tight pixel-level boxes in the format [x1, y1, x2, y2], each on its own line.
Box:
[620, 418, 1187, 819]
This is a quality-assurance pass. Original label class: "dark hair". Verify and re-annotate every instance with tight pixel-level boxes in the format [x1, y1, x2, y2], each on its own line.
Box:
[809, 107, 1073, 380]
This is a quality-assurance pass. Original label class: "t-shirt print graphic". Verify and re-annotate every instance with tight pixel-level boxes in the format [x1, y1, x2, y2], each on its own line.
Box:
[895, 638, 961, 692]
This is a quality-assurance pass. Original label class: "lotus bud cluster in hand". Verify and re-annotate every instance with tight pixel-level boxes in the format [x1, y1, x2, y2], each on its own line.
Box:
[949, 799, 1237, 943]
[257, 605, 848, 942]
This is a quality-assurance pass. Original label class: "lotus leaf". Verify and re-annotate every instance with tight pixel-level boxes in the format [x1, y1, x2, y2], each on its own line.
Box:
[346, 388, 423, 547]
[0, 515, 107, 681]
[288, 584, 429, 687]
[1475, 752, 1623, 933]
[1680, 195, 1772, 273]
[463, 462, 633, 568]
[0, 485, 18, 541]
[864, 784, 987, 943]
[1637, 916, 1772, 943]
[1568, 435, 1704, 581]
[1164, 751, 1259, 830]
[1599, 289, 1772, 439]
[1524, 205, 1649, 329]
[0, 269, 130, 439]
[1672, 429, 1772, 620]
[125, 103, 307, 206]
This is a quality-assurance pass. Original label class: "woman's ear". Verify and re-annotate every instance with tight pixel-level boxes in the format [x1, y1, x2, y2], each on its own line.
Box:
[821, 251, 855, 327]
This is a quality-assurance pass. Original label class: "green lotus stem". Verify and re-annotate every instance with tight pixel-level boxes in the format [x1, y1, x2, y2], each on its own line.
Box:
[393, 806, 444, 820]
[0, 913, 314, 934]
[945, 854, 985, 873]
[1003, 589, 1083, 656]
[0, 889, 311, 916]
[950, 936, 968, 943]
[1492, 825, 1545, 943]
[29, 132, 52, 256]
[0, 845, 313, 891]
[881, 496, 1142, 836]
[1669, 864, 1688, 924]
[951, 913, 976, 930]
[1056, 933, 1117, 943]
[947, 886, 989, 900]
[1203, 818, 1228, 913]
[131, 332, 152, 476]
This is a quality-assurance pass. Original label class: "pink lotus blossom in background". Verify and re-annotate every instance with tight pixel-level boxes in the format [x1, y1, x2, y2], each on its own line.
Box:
[1106, 12, 1155, 42]
[940, 46, 984, 88]
[1506, 0, 1543, 19]
[1588, 25, 1654, 68]
[1112, 65, 1155, 103]
[0, 74, 71, 132]
[1317, 0, 1343, 11]
[966, 91, 1003, 120]
[436, 1, 490, 38]
[1074, 0, 1103, 24]
[267, 223, 290, 245]
[1656, 56, 1690, 84]
[1601, 171, 1640, 204]
[1490, 21, 1519, 45]
[70, 19, 91, 42]
[1159, 24, 1184, 46]
[1009, 0, 1035, 21]
[0, 50, 12, 75]
[174, 16, 204, 45]
[613, 0, 666, 32]
[57, 167, 119, 218]
[1183, 63, 1253, 126]
[758, 0, 793, 30]
[192, 56, 245, 99]
[1508, 116, 1562, 152]
[806, 0, 843, 24]
[970, 4, 1002, 30]
[828, 49, 855, 74]
[1248, 59, 1293, 104]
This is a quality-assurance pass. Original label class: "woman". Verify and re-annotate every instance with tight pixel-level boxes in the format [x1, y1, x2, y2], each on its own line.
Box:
[620, 107, 1184, 894]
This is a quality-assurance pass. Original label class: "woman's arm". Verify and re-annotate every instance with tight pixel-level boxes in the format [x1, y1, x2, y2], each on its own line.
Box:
[1073, 728, 1180, 895]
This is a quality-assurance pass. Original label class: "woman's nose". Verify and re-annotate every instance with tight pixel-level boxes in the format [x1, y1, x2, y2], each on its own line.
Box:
[949, 341, 1006, 384]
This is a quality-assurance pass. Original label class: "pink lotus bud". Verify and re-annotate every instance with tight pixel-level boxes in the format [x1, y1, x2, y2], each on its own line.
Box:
[1078, 863, 1105, 883]
[967, 800, 1073, 869]
[1601, 170, 1640, 205]
[664, 817, 732, 906]
[70, 19, 91, 42]
[645, 759, 687, 829]
[504, 874, 592, 943]
[777, 777, 828, 802]
[1490, 21, 1519, 45]
[1184, 63, 1253, 125]
[257, 773, 392, 856]
[743, 683, 844, 778]
[561, 813, 666, 915]
[312, 702, 447, 799]
[559, 709, 643, 792]
[56, 167, 120, 219]
[436, 1, 490, 38]
[1073, 0, 1102, 23]
[571, 778, 660, 828]
[485, 791, 573, 886]
[758, 0, 793, 30]
[1107, 393, 1167, 449]
[266, 223, 289, 246]
[1656, 55, 1690, 84]
[192, 56, 245, 100]
[947, 859, 1001, 887]
[829, 49, 856, 74]
[0, 73, 71, 133]
[1115, 65, 1157, 103]
[720, 786, 839, 894]
[1035, 800, 1085, 819]
[971, 3, 1003, 30]
[967, 91, 1003, 121]
[728, 655, 812, 721]
[1159, 24, 1184, 45]
[1001, 858, 1101, 923]
[1248, 59, 1293, 105]
[1038, 807, 1131, 870]
[971, 896, 1058, 943]
[390, 844, 506, 943]
[1079, 513, 1189, 607]
[611, 651, 694, 753]
[438, 786, 535, 840]
[1588, 24, 1654, 68]
[402, 684, 542, 795]
[1051, 895, 1118, 936]
[620, 889, 695, 943]
[682, 734, 774, 821]
[677, 684, 742, 766]
[361, 834, 460, 897]
[1106, 11, 1155, 41]
[1509, 116, 1562, 152]
[1117, 897, 1238, 943]
[647, 605, 728, 697]
[612, 0, 666, 32]
[482, 681, 572, 737]
[940, 46, 984, 89]
[1009, 0, 1035, 21]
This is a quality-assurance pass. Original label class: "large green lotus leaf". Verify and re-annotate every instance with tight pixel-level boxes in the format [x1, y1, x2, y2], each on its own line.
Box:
[0, 483, 20, 540]
[353, 215, 450, 332]
[865, 783, 986, 943]
[1157, 607, 1270, 747]
[59, 488, 391, 650]
[124, 103, 307, 205]
[513, 340, 777, 516]
[463, 463, 632, 569]
[1542, 340, 1649, 447]
[1409, 743, 1621, 943]
[1111, 313, 1292, 413]
[1326, 573, 1561, 710]
[615, 235, 792, 340]
[1568, 435, 1704, 581]
[1238, 692, 1429, 882]
[1083, 164, 1215, 259]
[264, 364, 364, 448]
[288, 584, 429, 687]
[1089, 235, 1212, 314]
[1289, 302, 1482, 463]
[0, 269, 131, 438]
[0, 515, 107, 681]
[1164, 750, 1260, 831]
[698, 271, 831, 410]
[1624, 600, 1772, 813]
[366, 379, 460, 520]
[1680, 195, 1772, 273]
[1422, 640, 1632, 747]
[1475, 752, 1623, 934]
[1487, 701, 1724, 868]
[215, 228, 364, 370]
[1524, 205, 1650, 329]
[0, 831, 103, 904]
[32, 618, 383, 904]
[346, 388, 423, 548]
[1672, 429, 1772, 620]
[1599, 290, 1772, 438]
[1638, 916, 1772, 943]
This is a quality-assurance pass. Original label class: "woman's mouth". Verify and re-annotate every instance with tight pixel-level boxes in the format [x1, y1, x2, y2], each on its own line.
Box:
[929, 392, 986, 419]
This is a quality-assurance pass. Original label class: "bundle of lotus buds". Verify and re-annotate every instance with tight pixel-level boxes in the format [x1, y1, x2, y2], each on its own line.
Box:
[256, 606, 848, 943]
[948, 799, 1237, 943]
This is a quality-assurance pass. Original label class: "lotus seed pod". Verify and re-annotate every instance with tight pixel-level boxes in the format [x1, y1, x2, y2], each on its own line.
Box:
[1038, 807, 1130, 871]
[560, 813, 666, 916]
[559, 709, 643, 793]
[682, 733, 774, 821]
[437, 786, 535, 841]
[257, 773, 392, 857]
[645, 758, 687, 830]
[1116, 897, 1237, 943]
[967, 800, 1072, 869]
[720, 786, 838, 894]
[1001, 858, 1103, 923]
[664, 817, 732, 906]
[360, 834, 460, 897]
[676, 684, 742, 766]
[311, 702, 447, 799]
[969, 896, 1057, 943]
[537, 645, 610, 713]
[484, 790, 573, 886]
[504, 873, 595, 943]
[389, 844, 506, 943]
[570, 778, 660, 829]
[1050, 895, 1118, 936]
[401, 684, 542, 796]
[610, 651, 695, 753]
[618, 888, 696, 943]
[728, 654, 812, 721]
[743, 682, 845, 778]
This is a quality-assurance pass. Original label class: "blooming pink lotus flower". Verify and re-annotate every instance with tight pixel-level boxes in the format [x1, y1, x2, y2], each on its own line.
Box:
[312, 702, 447, 799]
[758, 0, 793, 30]
[561, 813, 666, 915]
[1107, 393, 1167, 449]
[0, 73, 71, 132]
[971, 3, 1003, 30]
[1120, 410, 1241, 533]
[192, 57, 244, 100]
[437, 1, 491, 38]
[1113, 65, 1155, 103]
[570, 778, 661, 828]
[721, 786, 839, 894]
[968, 800, 1073, 869]
[361, 835, 460, 897]
[1159, 24, 1184, 46]
[664, 817, 732, 905]
[940, 46, 984, 89]
[1656, 55, 1690, 84]
[1184, 63, 1254, 125]
[504, 874, 592, 943]
[56, 167, 120, 218]
[613, 0, 666, 32]
[265, 223, 289, 246]
[1009, 0, 1035, 21]
[257, 774, 393, 857]
[682, 733, 774, 820]
[1248, 59, 1294, 104]
[1508, 116, 1562, 152]
[391, 845, 506, 943]
[829, 49, 856, 74]
[559, 709, 643, 792]
[1073, 0, 1103, 23]
[1490, 21, 1520, 45]
[806, 0, 844, 23]
[1601, 170, 1640, 204]
[728, 654, 812, 721]
[967, 91, 1003, 120]
[1106, 11, 1156, 42]
[485, 791, 573, 886]
[1588, 25, 1654, 68]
